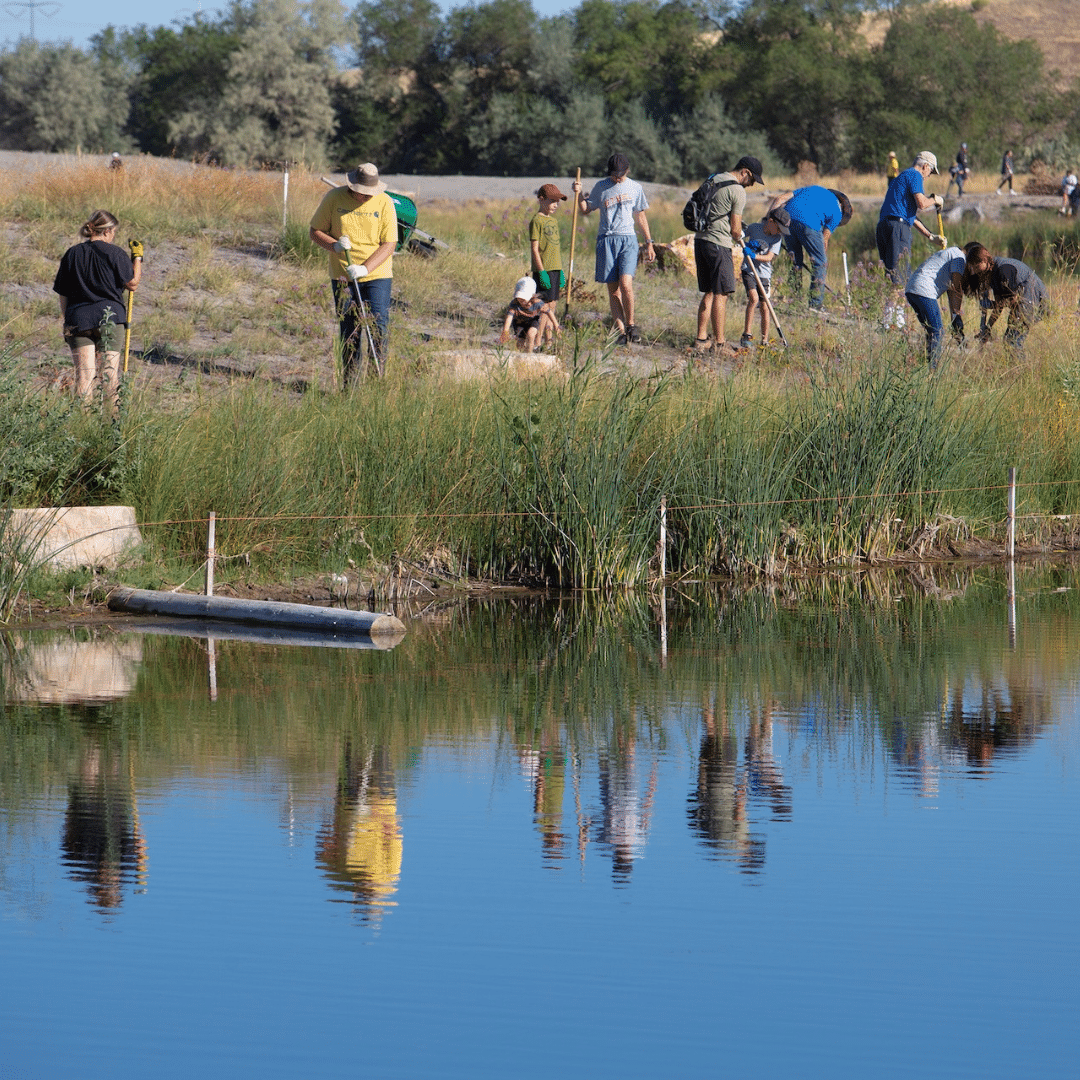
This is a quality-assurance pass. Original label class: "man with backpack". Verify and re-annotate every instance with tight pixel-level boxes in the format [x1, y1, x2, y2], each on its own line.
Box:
[686, 155, 764, 356]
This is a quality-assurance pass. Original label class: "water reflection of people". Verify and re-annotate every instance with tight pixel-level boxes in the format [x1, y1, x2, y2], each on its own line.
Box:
[61, 737, 147, 911]
[688, 699, 790, 874]
[595, 729, 657, 884]
[518, 730, 567, 865]
[316, 742, 402, 923]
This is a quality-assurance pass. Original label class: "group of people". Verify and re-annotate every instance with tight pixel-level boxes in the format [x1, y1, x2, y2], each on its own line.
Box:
[53, 146, 1059, 405]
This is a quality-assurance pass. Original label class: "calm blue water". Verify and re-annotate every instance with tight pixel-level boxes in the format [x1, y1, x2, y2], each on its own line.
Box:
[1, 569, 1078, 1078]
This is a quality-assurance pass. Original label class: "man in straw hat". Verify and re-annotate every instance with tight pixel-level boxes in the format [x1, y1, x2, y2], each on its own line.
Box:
[310, 162, 398, 383]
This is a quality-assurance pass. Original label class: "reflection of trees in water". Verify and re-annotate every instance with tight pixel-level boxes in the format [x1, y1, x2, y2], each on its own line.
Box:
[688, 699, 791, 876]
[316, 741, 402, 924]
[61, 738, 146, 912]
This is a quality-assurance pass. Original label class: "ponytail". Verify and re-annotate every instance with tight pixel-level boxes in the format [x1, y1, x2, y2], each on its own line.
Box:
[79, 209, 119, 239]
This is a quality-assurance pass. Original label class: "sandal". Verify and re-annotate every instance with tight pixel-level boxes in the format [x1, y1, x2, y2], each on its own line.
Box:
[689, 337, 713, 354]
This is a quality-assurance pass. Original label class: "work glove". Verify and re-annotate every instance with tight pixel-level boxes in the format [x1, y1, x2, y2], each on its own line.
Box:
[932, 195, 944, 210]
[128, 238, 144, 259]
[333, 236, 352, 252]
[345, 263, 368, 281]
[950, 313, 964, 343]
[934, 234, 948, 250]
[742, 245, 758, 261]
[537, 270, 550, 290]
[558, 270, 566, 289]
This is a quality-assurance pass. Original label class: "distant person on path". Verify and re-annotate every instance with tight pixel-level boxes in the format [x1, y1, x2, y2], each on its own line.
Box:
[530, 183, 566, 326]
[904, 244, 967, 367]
[687, 155, 764, 356]
[1059, 169, 1077, 215]
[739, 207, 790, 350]
[963, 242, 1048, 351]
[571, 153, 655, 345]
[947, 143, 969, 197]
[310, 162, 397, 384]
[768, 185, 851, 310]
[996, 149, 1015, 195]
[52, 209, 142, 416]
[887, 150, 900, 187]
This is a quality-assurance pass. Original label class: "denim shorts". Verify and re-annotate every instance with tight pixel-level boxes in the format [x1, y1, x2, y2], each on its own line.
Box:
[595, 234, 638, 283]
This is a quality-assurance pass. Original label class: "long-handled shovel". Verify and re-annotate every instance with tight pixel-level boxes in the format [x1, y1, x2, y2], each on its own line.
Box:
[933, 194, 947, 250]
[338, 236, 382, 378]
[743, 249, 788, 347]
[563, 167, 581, 321]
[122, 288, 134, 374]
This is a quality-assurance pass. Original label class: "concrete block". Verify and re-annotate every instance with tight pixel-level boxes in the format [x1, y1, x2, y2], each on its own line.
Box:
[6, 506, 142, 570]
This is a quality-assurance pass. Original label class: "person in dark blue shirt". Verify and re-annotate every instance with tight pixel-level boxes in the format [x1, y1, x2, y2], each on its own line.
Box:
[877, 151, 945, 287]
[767, 185, 850, 310]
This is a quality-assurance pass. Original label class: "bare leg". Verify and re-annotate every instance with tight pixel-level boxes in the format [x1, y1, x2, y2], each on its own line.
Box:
[72, 344, 97, 405]
[616, 274, 635, 330]
[607, 281, 627, 333]
[711, 293, 728, 344]
[100, 351, 121, 417]
[744, 294, 758, 337]
[696, 294, 714, 341]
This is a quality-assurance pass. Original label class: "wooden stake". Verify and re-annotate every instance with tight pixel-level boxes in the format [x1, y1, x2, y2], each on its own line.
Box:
[1006, 467, 1016, 560]
[205, 511, 216, 597]
[564, 167, 581, 320]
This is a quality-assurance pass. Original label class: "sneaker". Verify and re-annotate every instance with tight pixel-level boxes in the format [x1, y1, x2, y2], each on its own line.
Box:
[617, 332, 628, 346]
[738, 334, 754, 349]
[627, 325, 642, 343]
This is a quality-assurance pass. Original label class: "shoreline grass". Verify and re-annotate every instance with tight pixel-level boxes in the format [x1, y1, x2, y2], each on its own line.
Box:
[3, 159, 1080, 608]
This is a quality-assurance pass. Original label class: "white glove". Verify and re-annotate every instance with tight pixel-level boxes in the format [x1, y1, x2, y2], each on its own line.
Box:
[345, 263, 368, 281]
[932, 195, 944, 210]
[333, 236, 351, 252]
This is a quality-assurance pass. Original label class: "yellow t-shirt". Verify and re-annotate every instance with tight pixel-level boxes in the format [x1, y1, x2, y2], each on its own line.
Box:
[310, 187, 397, 281]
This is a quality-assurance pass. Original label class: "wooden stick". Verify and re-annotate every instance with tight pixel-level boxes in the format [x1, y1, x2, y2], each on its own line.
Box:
[564, 167, 581, 320]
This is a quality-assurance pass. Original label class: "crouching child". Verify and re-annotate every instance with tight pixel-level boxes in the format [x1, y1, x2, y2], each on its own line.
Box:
[500, 276, 555, 353]
[739, 207, 790, 349]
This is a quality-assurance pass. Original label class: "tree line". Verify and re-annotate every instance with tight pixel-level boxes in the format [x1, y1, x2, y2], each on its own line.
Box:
[2, 0, 1078, 182]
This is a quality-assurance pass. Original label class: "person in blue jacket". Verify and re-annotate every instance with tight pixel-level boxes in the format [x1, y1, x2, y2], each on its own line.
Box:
[876, 151, 945, 287]
[767, 185, 851, 310]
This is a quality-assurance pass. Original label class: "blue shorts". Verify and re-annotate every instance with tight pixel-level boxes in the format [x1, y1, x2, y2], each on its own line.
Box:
[595, 234, 638, 283]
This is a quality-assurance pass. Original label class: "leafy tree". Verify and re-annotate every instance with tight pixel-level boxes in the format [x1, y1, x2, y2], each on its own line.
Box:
[717, 0, 871, 171]
[667, 93, 778, 182]
[122, 17, 245, 156]
[169, 0, 347, 165]
[573, 0, 719, 117]
[870, 7, 1055, 165]
[0, 40, 115, 152]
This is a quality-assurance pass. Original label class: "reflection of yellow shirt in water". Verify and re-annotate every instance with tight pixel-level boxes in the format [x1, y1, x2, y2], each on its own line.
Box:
[346, 794, 403, 903]
[310, 187, 397, 281]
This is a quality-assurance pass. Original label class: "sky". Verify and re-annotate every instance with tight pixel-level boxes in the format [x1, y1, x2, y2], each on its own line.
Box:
[1, 0, 575, 48]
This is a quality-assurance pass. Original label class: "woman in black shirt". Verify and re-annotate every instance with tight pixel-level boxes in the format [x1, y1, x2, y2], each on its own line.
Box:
[53, 210, 142, 414]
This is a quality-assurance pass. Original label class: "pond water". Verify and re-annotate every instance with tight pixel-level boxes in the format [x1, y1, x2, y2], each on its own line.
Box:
[1, 565, 1077, 1079]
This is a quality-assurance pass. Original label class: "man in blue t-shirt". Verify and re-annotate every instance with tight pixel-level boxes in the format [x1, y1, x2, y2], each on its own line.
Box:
[876, 151, 944, 287]
[767, 185, 849, 310]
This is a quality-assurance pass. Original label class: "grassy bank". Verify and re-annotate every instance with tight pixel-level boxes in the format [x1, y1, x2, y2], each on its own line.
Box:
[3, 158, 1080, 610]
